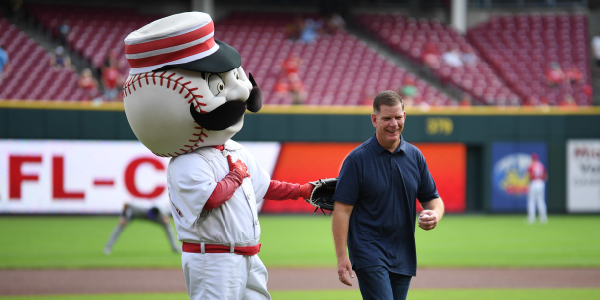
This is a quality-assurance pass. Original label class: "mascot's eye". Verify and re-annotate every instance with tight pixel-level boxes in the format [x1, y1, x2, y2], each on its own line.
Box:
[234, 71, 240, 80]
[208, 74, 225, 96]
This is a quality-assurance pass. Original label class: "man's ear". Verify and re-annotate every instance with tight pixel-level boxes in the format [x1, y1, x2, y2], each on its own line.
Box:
[371, 113, 377, 128]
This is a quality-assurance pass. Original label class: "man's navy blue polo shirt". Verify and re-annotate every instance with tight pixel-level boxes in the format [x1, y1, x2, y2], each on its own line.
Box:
[333, 134, 439, 277]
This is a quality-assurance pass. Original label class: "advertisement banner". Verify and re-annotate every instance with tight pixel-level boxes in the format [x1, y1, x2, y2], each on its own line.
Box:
[417, 143, 466, 213]
[261, 142, 466, 213]
[491, 142, 547, 212]
[0, 140, 280, 214]
[262, 142, 362, 213]
[1, 140, 465, 214]
[567, 140, 600, 212]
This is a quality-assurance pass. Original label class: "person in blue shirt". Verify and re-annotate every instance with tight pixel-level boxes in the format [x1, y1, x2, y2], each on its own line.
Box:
[332, 90, 444, 300]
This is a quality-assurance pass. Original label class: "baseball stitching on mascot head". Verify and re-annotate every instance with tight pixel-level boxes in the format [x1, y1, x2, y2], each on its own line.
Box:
[122, 12, 263, 157]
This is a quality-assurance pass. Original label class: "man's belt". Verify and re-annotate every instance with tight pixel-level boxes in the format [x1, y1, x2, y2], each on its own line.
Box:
[182, 242, 261, 256]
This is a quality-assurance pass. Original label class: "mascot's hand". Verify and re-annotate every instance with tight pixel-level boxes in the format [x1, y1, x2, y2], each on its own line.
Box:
[299, 183, 315, 200]
[227, 155, 251, 179]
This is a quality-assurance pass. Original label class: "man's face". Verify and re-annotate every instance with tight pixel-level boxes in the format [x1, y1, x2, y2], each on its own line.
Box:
[371, 104, 405, 145]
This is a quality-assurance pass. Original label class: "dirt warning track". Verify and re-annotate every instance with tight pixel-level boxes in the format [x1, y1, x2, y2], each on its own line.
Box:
[1, 268, 599, 295]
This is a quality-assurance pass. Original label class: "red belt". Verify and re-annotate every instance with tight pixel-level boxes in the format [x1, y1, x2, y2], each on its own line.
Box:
[182, 242, 261, 256]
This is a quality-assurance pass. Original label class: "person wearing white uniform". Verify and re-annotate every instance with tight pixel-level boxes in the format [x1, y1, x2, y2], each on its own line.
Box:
[527, 153, 548, 224]
[169, 141, 270, 299]
[168, 141, 312, 300]
[121, 12, 316, 299]
[104, 200, 180, 255]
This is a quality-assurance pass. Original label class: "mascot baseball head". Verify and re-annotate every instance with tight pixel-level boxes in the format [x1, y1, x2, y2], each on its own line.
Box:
[122, 12, 263, 157]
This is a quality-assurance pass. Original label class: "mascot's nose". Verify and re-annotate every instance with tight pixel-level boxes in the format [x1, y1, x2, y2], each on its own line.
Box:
[226, 82, 251, 102]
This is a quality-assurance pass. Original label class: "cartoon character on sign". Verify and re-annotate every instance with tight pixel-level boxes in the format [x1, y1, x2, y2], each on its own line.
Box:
[122, 12, 317, 300]
[494, 153, 531, 197]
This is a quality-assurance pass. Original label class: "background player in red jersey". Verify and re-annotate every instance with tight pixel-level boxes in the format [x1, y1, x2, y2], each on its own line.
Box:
[527, 153, 548, 224]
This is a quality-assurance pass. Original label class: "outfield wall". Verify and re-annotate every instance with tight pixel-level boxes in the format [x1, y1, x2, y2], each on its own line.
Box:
[1, 101, 599, 214]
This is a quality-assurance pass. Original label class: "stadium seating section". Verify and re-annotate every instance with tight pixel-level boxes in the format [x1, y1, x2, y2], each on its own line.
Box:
[356, 12, 591, 106]
[217, 12, 448, 105]
[356, 13, 521, 105]
[26, 5, 161, 80]
[468, 12, 591, 106]
[0, 6, 592, 106]
[0, 17, 92, 101]
[19, 7, 448, 105]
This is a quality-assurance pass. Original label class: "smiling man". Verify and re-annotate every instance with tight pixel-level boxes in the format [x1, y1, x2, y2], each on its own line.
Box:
[331, 90, 445, 300]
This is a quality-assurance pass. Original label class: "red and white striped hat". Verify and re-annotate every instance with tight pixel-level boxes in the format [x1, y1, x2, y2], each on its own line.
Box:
[125, 12, 240, 75]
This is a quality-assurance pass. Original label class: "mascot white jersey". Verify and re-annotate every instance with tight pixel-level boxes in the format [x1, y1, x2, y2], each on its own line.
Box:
[122, 12, 316, 300]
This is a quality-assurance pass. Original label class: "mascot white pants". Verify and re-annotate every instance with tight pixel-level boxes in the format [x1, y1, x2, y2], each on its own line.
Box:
[183, 252, 269, 300]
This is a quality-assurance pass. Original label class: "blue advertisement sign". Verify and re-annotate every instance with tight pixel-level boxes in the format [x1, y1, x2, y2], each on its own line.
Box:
[491, 142, 548, 212]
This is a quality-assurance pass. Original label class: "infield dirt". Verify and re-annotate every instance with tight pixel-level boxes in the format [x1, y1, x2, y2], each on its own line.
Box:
[1, 268, 599, 295]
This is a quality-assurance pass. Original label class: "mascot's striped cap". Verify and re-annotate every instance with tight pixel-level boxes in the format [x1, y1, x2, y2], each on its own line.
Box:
[125, 12, 240, 75]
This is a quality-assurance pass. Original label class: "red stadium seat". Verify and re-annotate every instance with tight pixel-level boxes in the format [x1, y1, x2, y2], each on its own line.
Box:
[468, 13, 591, 106]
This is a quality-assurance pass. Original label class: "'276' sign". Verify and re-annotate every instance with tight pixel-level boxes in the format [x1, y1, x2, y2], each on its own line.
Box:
[425, 117, 453, 136]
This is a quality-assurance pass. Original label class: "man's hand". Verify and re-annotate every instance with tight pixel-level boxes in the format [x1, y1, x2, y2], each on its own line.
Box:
[336, 256, 355, 286]
[419, 197, 444, 231]
[332, 201, 355, 286]
[418, 210, 439, 231]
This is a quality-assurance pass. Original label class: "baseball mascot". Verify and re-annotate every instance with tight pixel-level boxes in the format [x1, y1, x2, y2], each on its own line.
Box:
[122, 12, 316, 300]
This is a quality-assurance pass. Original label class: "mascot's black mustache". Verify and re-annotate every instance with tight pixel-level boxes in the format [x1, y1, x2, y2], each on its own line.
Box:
[190, 73, 263, 131]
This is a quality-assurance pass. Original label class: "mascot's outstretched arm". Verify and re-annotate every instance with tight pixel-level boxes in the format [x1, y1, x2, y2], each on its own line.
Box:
[205, 149, 314, 209]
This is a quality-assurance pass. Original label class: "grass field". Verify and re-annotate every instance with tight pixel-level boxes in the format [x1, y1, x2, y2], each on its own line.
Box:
[1, 215, 599, 299]
[0, 214, 599, 269]
[1, 289, 600, 300]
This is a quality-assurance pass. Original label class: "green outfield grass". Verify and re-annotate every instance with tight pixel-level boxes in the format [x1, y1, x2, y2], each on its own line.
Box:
[261, 214, 600, 268]
[413, 214, 600, 268]
[1, 289, 600, 300]
[0, 216, 181, 269]
[0, 214, 599, 269]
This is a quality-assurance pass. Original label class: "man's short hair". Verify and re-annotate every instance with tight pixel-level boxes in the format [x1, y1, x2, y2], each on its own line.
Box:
[373, 90, 404, 113]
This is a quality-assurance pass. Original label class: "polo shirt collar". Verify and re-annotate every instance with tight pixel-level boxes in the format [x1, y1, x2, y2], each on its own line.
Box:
[369, 133, 406, 155]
